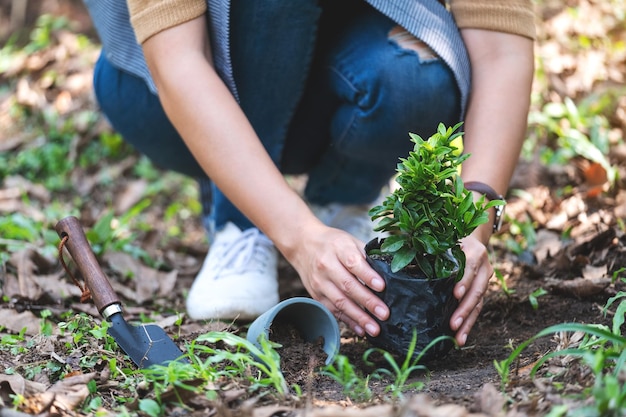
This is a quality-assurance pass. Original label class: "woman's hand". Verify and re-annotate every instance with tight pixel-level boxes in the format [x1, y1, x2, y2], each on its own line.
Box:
[449, 229, 493, 346]
[142, 19, 385, 339]
[451, 29, 533, 347]
[284, 223, 389, 338]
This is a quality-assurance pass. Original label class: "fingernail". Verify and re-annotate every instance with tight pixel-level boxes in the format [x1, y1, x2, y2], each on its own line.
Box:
[372, 277, 384, 290]
[460, 333, 468, 345]
[354, 325, 364, 336]
[454, 317, 463, 329]
[365, 323, 377, 336]
[375, 306, 387, 320]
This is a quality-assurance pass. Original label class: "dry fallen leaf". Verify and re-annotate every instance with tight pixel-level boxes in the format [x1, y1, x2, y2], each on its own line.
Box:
[114, 179, 148, 214]
[9, 249, 72, 304]
[547, 277, 611, 298]
[474, 383, 507, 417]
[12, 249, 45, 301]
[250, 405, 294, 417]
[15, 78, 46, 108]
[104, 251, 177, 304]
[581, 264, 607, 281]
[579, 160, 608, 198]
[532, 229, 563, 264]
[0, 374, 47, 401]
[19, 372, 95, 415]
[4, 176, 51, 203]
[0, 309, 41, 335]
[45, 372, 95, 405]
[298, 405, 393, 417]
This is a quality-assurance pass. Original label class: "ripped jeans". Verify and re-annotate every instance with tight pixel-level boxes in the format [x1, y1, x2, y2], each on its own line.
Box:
[93, 0, 461, 235]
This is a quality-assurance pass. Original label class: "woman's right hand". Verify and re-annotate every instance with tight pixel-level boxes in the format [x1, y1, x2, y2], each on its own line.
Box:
[140, 17, 387, 336]
[281, 222, 390, 337]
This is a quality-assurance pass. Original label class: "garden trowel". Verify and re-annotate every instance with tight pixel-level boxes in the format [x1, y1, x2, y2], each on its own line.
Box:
[56, 216, 187, 368]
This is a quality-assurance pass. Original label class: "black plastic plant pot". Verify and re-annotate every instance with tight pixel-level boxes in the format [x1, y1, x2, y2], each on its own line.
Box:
[364, 239, 459, 362]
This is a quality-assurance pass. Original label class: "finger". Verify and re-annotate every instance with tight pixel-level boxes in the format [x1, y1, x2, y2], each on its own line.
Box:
[320, 256, 388, 337]
[450, 259, 492, 331]
[453, 242, 488, 300]
[319, 284, 382, 337]
[327, 302, 363, 336]
[302, 283, 365, 335]
[336, 248, 389, 322]
[339, 243, 386, 292]
[455, 298, 484, 346]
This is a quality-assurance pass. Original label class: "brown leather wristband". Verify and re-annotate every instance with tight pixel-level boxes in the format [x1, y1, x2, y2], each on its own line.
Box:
[464, 181, 506, 233]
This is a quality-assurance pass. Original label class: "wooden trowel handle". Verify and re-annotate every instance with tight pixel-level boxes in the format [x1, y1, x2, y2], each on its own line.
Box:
[55, 216, 121, 312]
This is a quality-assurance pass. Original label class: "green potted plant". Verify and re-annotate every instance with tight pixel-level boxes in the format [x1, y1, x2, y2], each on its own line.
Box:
[366, 122, 503, 361]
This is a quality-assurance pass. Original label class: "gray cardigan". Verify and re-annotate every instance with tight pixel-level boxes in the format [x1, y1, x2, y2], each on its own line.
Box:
[84, 0, 470, 117]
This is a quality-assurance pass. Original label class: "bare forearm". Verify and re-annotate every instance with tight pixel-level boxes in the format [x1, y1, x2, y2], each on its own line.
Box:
[460, 30, 534, 242]
[460, 30, 533, 192]
[142, 18, 318, 254]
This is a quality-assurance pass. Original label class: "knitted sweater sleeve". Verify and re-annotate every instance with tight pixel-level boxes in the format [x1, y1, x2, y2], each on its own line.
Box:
[127, 0, 207, 44]
[125, 0, 535, 45]
[450, 0, 536, 39]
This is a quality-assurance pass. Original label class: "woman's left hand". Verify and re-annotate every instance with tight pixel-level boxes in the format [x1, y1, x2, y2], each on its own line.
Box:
[449, 232, 493, 346]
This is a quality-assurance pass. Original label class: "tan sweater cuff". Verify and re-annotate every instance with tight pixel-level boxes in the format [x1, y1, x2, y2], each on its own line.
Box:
[128, 0, 207, 44]
[451, 1, 536, 40]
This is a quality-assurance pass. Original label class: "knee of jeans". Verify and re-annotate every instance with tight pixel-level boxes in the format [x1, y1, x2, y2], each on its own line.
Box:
[329, 57, 459, 161]
[388, 25, 439, 61]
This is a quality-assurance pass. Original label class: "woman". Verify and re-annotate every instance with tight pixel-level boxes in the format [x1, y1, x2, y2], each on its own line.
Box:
[85, 0, 535, 347]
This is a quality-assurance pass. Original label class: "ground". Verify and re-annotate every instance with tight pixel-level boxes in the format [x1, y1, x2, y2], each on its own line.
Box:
[1, 1, 626, 416]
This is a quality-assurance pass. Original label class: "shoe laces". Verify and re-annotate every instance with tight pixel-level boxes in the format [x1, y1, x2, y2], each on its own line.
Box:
[212, 228, 275, 276]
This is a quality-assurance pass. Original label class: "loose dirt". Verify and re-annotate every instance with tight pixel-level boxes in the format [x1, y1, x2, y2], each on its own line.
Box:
[270, 322, 328, 388]
[273, 225, 623, 415]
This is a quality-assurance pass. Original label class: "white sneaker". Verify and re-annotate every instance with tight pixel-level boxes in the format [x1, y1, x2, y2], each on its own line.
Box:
[310, 202, 385, 243]
[186, 222, 279, 321]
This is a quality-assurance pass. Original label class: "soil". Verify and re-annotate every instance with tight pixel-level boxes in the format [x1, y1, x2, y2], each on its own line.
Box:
[270, 322, 328, 388]
[272, 234, 623, 414]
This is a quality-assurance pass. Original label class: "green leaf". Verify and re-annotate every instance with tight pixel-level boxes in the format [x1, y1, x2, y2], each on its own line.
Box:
[457, 192, 473, 215]
[611, 300, 626, 335]
[391, 246, 417, 273]
[434, 257, 453, 278]
[466, 212, 490, 230]
[138, 399, 162, 417]
[416, 256, 434, 278]
[484, 199, 505, 210]
[437, 122, 447, 136]
[373, 216, 397, 232]
[528, 288, 548, 310]
[380, 235, 406, 253]
[415, 234, 440, 255]
[88, 211, 114, 243]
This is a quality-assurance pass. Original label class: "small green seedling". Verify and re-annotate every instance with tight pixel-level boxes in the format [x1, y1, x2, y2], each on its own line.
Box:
[529, 288, 548, 310]
[322, 355, 372, 402]
[495, 270, 516, 297]
[136, 329, 289, 408]
[364, 330, 455, 399]
[495, 292, 626, 415]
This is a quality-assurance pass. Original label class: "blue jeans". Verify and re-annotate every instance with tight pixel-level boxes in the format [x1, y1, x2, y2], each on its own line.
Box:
[93, 0, 461, 235]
